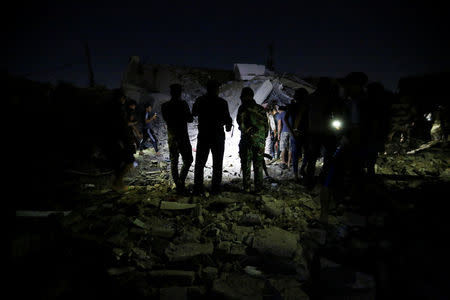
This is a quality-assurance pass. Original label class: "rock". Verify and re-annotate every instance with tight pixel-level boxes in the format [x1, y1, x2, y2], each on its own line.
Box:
[253, 227, 299, 258]
[165, 242, 214, 262]
[216, 241, 232, 254]
[145, 196, 161, 207]
[260, 195, 284, 217]
[292, 247, 309, 281]
[268, 277, 309, 300]
[243, 265, 263, 278]
[239, 213, 262, 225]
[151, 223, 176, 239]
[212, 273, 265, 300]
[160, 201, 197, 210]
[149, 270, 195, 286]
[231, 225, 253, 242]
[174, 227, 201, 243]
[133, 218, 150, 230]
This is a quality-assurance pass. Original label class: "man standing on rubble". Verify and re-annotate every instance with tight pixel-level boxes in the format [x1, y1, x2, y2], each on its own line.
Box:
[192, 80, 232, 195]
[285, 88, 309, 182]
[277, 105, 291, 168]
[105, 89, 136, 193]
[161, 84, 194, 194]
[237, 87, 269, 193]
[304, 77, 338, 190]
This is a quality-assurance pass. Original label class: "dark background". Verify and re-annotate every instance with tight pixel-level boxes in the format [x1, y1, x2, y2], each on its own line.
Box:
[5, 0, 450, 91]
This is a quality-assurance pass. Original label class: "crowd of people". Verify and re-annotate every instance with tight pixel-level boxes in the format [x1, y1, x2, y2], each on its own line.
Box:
[106, 72, 446, 223]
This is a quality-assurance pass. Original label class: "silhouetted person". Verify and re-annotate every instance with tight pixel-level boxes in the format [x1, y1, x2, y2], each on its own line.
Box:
[104, 89, 136, 193]
[338, 72, 369, 204]
[139, 103, 159, 155]
[237, 87, 269, 193]
[437, 104, 450, 141]
[161, 84, 193, 194]
[276, 105, 291, 168]
[285, 88, 309, 182]
[365, 82, 390, 175]
[192, 80, 232, 195]
[304, 77, 338, 190]
[126, 99, 142, 151]
[265, 101, 278, 161]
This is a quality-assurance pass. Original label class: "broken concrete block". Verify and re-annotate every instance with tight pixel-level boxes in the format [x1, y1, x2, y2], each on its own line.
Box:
[174, 227, 201, 243]
[263, 201, 283, 217]
[253, 227, 298, 258]
[160, 201, 197, 210]
[216, 241, 232, 254]
[151, 222, 176, 238]
[244, 265, 263, 278]
[149, 270, 195, 286]
[165, 242, 214, 262]
[268, 277, 310, 300]
[133, 218, 150, 230]
[232, 225, 253, 242]
[239, 213, 262, 225]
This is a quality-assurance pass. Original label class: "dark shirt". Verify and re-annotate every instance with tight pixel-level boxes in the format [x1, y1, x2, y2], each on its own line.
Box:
[192, 94, 232, 136]
[142, 111, 156, 129]
[306, 93, 334, 135]
[286, 101, 308, 133]
[161, 99, 193, 137]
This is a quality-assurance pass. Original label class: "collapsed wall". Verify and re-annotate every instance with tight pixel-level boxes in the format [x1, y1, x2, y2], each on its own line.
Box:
[121, 57, 315, 163]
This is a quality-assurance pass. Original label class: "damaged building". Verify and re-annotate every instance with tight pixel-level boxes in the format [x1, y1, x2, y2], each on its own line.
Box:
[7, 62, 450, 300]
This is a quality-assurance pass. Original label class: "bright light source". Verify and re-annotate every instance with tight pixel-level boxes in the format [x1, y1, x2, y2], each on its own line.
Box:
[331, 119, 342, 130]
[425, 113, 432, 122]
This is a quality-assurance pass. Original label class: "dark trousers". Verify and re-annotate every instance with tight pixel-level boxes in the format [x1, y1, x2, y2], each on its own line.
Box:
[140, 128, 158, 152]
[305, 133, 336, 187]
[268, 131, 276, 158]
[290, 134, 304, 175]
[168, 135, 193, 186]
[194, 134, 225, 191]
[239, 140, 264, 190]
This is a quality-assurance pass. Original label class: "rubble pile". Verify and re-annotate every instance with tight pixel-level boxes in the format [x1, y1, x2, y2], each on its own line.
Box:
[59, 166, 320, 298]
[376, 140, 450, 180]
[122, 59, 315, 176]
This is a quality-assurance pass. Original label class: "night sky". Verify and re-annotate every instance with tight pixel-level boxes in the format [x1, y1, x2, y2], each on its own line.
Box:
[6, 0, 450, 91]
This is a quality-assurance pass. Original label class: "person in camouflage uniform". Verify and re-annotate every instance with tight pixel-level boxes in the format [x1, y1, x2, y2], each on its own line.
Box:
[237, 87, 269, 193]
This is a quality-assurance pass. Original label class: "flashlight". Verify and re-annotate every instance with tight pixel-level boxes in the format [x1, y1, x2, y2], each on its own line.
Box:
[331, 119, 342, 130]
